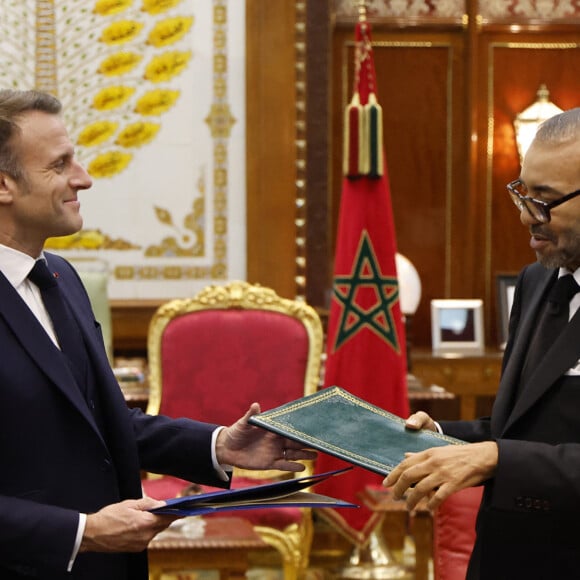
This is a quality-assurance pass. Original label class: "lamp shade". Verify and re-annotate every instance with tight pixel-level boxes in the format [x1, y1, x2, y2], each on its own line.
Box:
[395, 252, 421, 315]
[514, 84, 563, 161]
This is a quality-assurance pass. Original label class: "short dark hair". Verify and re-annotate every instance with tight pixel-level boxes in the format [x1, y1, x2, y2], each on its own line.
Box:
[0, 89, 62, 180]
[535, 107, 580, 145]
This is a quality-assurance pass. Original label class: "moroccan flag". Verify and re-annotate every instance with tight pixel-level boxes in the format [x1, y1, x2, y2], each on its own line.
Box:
[315, 18, 410, 546]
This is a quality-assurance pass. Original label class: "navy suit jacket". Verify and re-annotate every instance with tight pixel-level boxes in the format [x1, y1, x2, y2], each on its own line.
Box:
[441, 262, 580, 579]
[0, 253, 227, 579]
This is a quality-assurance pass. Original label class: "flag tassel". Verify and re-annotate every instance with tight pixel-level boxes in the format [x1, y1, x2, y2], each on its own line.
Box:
[344, 92, 384, 179]
[365, 92, 384, 178]
[343, 92, 369, 178]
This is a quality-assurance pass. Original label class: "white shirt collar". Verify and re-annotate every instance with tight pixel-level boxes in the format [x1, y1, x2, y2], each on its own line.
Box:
[0, 244, 44, 289]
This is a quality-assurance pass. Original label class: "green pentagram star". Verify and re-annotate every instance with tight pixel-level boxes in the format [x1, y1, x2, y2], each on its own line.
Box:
[331, 232, 401, 353]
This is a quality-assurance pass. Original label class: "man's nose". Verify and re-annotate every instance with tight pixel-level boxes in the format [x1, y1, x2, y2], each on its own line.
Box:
[519, 206, 542, 226]
[71, 160, 93, 190]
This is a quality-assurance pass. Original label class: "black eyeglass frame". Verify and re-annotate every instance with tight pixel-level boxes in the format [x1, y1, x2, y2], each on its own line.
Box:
[507, 179, 580, 223]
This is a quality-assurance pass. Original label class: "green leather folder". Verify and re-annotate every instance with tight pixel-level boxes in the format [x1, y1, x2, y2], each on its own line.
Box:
[249, 386, 465, 475]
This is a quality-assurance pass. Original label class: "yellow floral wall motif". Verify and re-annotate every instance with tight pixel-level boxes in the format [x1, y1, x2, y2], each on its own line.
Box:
[0, 0, 246, 299]
[67, 4, 193, 178]
[46, 229, 141, 250]
[0, 2, 195, 178]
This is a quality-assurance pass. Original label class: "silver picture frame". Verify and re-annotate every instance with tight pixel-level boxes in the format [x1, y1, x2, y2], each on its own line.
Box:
[431, 299, 485, 355]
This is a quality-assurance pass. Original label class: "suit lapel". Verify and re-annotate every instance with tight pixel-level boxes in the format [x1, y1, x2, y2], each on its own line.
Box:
[56, 268, 144, 495]
[495, 265, 580, 435]
[505, 307, 580, 431]
[491, 269, 551, 434]
[52, 260, 130, 425]
[64, 287, 110, 372]
[0, 272, 105, 444]
[491, 266, 550, 434]
[50, 258, 119, 392]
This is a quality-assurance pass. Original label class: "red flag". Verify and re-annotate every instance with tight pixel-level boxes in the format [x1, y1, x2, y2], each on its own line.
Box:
[315, 18, 409, 547]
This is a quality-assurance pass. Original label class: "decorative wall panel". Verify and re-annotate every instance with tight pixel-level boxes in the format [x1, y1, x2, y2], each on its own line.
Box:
[333, 0, 465, 19]
[479, 0, 580, 19]
[333, 0, 580, 20]
[0, 0, 246, 299]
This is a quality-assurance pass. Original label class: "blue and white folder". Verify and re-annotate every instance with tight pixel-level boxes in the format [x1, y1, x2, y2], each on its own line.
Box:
[150, 467, 356, 516]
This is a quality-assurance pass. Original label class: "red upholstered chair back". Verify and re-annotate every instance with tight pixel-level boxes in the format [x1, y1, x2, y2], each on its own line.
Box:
[146, 280, 323, 472]
[432, 486, 483, 580]
[152, 310, 311, 425]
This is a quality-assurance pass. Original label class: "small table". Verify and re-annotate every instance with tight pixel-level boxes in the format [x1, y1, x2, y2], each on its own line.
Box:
[148, 516, 268, 580]
[408, 382, 458, 420]
[412, 349, 503, 420]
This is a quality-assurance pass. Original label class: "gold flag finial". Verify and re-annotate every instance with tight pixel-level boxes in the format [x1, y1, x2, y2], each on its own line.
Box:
[357, 0, 367, 22]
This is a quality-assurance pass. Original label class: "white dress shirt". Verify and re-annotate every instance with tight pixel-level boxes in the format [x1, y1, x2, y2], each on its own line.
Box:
[559, 267, 580, 374]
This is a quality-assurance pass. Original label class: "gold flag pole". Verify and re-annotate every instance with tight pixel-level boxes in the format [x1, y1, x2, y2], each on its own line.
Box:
[337, 4, 412, 578]
[339, 525, 412, 579]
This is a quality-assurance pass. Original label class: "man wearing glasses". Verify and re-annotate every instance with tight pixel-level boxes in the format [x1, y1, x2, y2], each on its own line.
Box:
[385, 108, 580, 579]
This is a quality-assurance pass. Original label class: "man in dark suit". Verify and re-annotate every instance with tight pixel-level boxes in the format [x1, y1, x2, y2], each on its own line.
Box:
[385, 107, 580, 579]
[0, 89, 316, 579]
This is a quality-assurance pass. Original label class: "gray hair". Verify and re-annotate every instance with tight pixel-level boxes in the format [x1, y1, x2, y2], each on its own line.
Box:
[534, 107, 580, 145]
[0, 89, 62, 180]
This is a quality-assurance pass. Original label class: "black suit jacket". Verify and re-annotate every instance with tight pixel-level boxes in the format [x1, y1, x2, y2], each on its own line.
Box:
[441, 262, 580, 579]
[0, 253, 227, 579]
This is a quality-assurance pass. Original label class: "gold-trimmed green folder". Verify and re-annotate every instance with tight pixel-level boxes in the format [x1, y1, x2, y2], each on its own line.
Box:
[249, 386, 465, 475]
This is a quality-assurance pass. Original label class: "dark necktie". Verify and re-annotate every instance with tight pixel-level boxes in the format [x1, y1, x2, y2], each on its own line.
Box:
[520, 274, 580, 386]
[28, 260, 88, 395]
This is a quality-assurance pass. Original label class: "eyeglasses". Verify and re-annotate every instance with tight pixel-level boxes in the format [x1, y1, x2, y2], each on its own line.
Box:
[507, 179, 580, 223]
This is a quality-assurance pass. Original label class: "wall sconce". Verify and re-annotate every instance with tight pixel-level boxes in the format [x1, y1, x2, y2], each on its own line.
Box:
[514, 84, 563, 161]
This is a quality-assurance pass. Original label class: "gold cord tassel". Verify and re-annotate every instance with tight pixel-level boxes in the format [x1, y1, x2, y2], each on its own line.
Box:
[343, 92, 369, 178]
[365, 92, 383, 177]
[343, 92, 383, 179]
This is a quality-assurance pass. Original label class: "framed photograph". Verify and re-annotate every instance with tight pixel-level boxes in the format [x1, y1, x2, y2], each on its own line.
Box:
[496, 274, 518, 350]
[431, 299, 485, 355]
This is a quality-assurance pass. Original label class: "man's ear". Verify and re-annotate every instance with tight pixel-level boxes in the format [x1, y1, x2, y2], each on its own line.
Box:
[0, 171, 15, 204]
